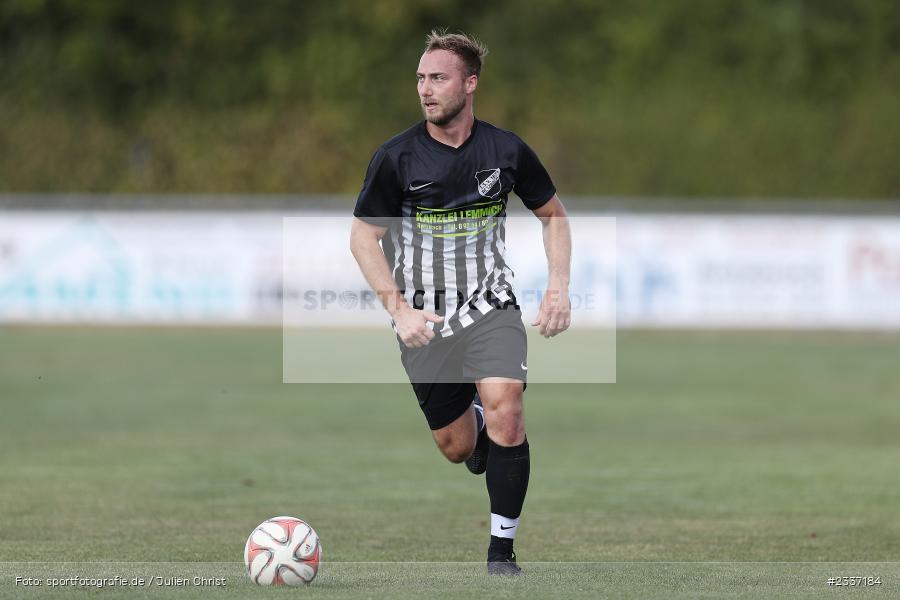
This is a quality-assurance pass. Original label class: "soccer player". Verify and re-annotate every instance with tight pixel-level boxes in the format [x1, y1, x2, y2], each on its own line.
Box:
[350, 30, 571, 575]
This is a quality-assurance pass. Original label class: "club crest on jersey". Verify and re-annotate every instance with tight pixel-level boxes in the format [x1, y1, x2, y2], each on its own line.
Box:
[475, 168, 501, 198]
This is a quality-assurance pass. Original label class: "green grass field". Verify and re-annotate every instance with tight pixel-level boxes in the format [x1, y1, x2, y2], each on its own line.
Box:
[1, 327, 899, 599]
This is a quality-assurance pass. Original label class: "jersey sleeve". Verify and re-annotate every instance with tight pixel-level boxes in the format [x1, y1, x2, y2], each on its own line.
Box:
[513, 137, 556, 210]
[353, 147, 402, 224]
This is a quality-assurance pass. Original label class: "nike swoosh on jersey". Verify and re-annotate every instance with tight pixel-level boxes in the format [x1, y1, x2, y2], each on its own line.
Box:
[408, 181, 435, 191]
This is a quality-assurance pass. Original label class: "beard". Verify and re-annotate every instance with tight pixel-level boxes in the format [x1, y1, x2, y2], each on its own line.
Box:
[423, 91, 466, 126]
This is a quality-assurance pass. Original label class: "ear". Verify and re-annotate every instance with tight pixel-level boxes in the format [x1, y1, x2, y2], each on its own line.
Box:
[465, 74, 478, 95]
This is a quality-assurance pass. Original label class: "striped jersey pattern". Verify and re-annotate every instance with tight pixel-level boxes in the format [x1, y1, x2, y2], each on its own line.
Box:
[354, 119, 556, 339]
[383, 215, 516, 338]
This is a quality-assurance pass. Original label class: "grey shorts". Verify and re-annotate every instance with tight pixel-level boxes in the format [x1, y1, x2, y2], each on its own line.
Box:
[399, 307, 527, 430]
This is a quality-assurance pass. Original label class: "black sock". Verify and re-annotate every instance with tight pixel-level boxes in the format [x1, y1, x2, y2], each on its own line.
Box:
[485, 437, 530, 551]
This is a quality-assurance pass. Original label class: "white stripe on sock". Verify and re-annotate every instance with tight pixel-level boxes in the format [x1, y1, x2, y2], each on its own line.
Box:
[490, 513, 519, 539]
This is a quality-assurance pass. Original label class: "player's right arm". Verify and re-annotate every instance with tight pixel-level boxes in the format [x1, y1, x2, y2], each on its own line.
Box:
[350, 217, 443, 348]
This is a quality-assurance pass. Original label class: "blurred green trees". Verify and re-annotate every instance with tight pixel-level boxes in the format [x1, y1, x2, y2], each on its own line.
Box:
[1, 0, 898, 197]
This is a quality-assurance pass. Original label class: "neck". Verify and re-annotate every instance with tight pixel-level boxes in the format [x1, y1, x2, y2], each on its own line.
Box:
[426, 109, 475, 148]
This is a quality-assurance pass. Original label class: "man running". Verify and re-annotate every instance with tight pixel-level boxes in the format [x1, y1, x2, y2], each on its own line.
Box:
[350, 30, 571, 575]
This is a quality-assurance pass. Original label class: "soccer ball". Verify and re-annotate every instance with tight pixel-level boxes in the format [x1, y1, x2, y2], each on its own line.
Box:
[244, 516, 322, 585]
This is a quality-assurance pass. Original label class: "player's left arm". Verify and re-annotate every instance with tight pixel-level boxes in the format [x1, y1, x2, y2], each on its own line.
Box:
[530, 194, 571, 337]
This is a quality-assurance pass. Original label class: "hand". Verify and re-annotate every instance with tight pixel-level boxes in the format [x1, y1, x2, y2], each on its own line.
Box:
[531, 287, 571, 338]
[394, 305, 444, 348]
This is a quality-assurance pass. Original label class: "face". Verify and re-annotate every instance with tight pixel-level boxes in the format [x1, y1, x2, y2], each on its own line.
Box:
[416, 50, 475, 126]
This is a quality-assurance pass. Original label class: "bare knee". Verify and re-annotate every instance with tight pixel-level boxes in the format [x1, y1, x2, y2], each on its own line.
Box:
[444, 447, 471, 464]
[484, 401, 525, 447]
[430, 405, 479, 463]
[432, 426, 476, 463]
[436, 437, 475, 463]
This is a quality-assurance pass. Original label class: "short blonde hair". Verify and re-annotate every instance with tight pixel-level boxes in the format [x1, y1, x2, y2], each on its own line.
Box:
[424, 29, 488, 77]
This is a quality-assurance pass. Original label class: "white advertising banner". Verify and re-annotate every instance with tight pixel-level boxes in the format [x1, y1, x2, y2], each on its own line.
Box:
[615, 215, 900, 329]
[0, 212, 285, 324]
[0, 211, 898, 329]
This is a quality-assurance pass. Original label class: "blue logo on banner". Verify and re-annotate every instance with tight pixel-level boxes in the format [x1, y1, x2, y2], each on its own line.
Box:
[638, 261, 676, 314]
[0, 217, 132, 315]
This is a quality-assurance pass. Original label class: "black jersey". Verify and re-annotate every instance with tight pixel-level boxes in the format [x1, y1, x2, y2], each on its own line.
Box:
[354, 118, 556, 338]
